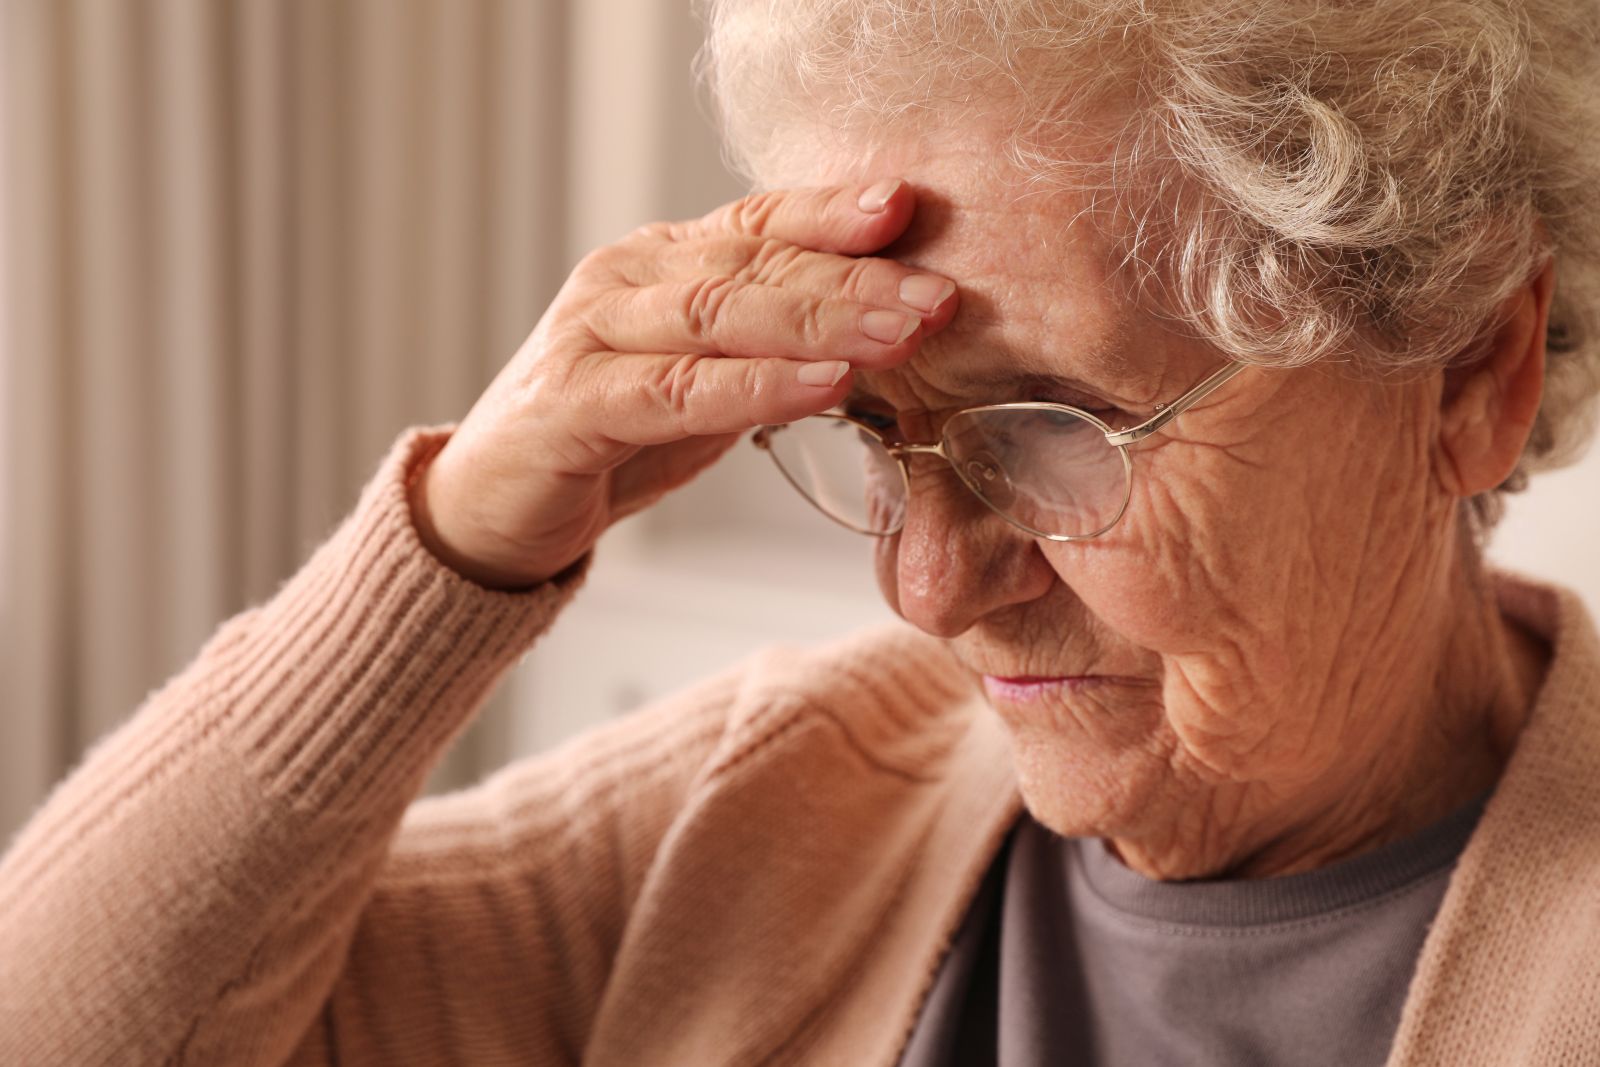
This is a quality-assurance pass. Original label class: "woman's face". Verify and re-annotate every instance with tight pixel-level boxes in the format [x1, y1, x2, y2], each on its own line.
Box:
[830, 142, 1464, 873]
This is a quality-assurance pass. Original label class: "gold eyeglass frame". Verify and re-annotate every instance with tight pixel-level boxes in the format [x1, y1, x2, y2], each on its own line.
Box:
[752, 361, 1246, 542]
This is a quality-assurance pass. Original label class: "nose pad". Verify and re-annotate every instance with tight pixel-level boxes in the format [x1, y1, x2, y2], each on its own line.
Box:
[961, 450, 1015, 510]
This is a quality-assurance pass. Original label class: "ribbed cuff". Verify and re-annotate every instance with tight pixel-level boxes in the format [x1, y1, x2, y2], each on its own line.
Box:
[212, 426, 589, 818]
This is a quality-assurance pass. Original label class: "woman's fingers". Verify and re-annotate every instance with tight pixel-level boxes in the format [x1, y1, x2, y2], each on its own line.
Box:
[573, 351, 855, 450]
[608, 237, 960, 328]
[581, 276, 926, 366]
[671, 179, 916, 257]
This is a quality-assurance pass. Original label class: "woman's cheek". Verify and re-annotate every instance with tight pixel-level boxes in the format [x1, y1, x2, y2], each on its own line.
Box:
[1043, 477, 1229, 651]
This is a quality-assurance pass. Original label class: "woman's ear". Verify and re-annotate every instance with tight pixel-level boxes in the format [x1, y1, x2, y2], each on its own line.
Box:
[1436, 260, 1555, 497]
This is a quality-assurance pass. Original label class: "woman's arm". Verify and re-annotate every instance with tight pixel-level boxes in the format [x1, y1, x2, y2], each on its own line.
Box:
[0, 428, 588, 1067]
[0, 180, 949, 1066]
[282, 666, 739, 1067]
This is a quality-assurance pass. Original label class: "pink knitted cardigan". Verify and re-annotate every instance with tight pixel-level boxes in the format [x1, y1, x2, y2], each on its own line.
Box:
[2, 428, 1598, 1066]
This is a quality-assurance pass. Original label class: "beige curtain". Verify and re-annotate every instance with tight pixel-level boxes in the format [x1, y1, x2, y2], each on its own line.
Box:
[0, 0, 741, 842]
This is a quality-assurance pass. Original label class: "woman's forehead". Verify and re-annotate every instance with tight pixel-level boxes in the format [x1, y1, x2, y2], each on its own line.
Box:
[823, 147, 1204, 404]
[885, 179, 1112, 284]
[887, 247, 1179, 408]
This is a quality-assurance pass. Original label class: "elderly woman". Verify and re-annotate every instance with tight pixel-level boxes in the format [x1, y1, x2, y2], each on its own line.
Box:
[4, 1, 1600, 1064]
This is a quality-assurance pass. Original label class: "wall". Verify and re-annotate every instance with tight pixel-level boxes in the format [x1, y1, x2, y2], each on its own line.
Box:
[1491, 449, 1600, 605]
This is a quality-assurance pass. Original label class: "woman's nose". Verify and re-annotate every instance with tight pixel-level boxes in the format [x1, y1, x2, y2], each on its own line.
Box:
[878, 466, 1056, 639]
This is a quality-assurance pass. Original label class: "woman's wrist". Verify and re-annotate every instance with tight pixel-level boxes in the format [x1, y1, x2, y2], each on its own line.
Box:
[406, 447, 542, 592]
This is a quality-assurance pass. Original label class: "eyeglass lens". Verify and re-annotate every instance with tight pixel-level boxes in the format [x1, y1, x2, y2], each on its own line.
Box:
[764, 407, 1131, 539]
[764, 417, 908, 534]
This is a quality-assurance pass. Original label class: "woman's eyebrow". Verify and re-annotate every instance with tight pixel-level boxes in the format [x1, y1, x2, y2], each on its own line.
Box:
[999, 371, 1108, 394]
[931, 332, 1127, 393]
[941, 368, 1113, 399]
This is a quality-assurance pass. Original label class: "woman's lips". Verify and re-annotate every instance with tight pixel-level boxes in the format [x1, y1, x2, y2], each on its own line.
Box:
[982, 675, 1124, 703]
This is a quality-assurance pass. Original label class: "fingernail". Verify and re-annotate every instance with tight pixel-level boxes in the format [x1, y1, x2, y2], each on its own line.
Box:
[860, 309, 919, 345]
[798, 360, 850, 387]
[857, 178, 902, 213]
[898, 274, 955, 313]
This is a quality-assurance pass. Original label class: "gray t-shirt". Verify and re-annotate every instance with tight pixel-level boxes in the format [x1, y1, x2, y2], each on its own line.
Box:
[899, 792, 1487, 1067]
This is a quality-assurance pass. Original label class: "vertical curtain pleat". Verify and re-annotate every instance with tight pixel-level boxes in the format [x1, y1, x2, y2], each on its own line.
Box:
[289, 0, 354, 547]
[72, 0, 159, 743]
[235, 0, 295, 599]
[2, 0, 73, 822]
[419, 0, 489, 425]
[485, 0, 570, 368]
[349, 0, 421, 466]
[151, 0, 236, 667]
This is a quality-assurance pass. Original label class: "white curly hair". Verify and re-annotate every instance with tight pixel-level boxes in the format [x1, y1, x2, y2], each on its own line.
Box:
[697, 0, 1600, 521]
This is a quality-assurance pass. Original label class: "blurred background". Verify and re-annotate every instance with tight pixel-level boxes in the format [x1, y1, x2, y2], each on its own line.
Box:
[1, 0, 1595, 845]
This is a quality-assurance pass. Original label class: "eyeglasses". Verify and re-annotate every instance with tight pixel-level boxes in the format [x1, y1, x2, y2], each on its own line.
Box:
[752, 362, 1245, 541]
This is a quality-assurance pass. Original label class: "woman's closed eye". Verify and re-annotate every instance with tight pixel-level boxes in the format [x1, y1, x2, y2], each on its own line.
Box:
[837, 394, 918, 440]
[1022, 395, 1133, 432]
[841, 406, 898, 433]
[839, 398, 1127, 439]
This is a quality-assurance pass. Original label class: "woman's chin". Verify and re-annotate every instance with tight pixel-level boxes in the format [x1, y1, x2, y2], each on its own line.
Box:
[993, 700, 1182, 843]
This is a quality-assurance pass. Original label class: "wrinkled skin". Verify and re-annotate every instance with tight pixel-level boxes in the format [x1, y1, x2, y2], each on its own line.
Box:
[814, 142, 1551, 879]
[418, 126, 1552, 881]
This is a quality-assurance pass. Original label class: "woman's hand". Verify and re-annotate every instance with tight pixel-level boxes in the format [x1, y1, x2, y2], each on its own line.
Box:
[410, 179, 958, 589]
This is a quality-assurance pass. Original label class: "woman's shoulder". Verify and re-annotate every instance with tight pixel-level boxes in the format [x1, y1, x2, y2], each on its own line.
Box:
[387, 620, 986, 876]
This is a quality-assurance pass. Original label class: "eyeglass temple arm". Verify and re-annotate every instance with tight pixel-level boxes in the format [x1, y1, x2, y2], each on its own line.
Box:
[1104, 362, 1245, 447]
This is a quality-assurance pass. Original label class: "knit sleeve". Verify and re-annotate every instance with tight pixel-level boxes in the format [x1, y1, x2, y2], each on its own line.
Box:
[288, 669, 742, 1066]
[0, 427, 604, 1067]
